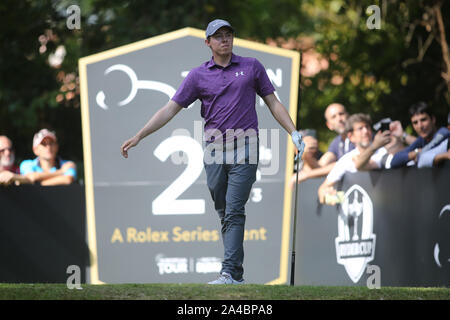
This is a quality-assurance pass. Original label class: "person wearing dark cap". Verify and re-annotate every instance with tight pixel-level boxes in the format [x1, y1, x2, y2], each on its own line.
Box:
[20, 129, 77, 186]
[121, 19, 305, 284]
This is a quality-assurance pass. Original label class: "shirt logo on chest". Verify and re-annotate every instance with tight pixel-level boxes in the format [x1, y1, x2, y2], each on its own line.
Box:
[235, 71, 245, 77]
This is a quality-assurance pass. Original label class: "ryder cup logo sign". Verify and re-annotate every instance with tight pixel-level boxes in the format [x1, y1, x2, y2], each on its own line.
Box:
[335, 185, 376, 283]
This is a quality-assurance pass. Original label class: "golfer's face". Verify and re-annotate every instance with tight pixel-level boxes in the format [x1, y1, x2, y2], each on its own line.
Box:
[208, 27, 233, 55]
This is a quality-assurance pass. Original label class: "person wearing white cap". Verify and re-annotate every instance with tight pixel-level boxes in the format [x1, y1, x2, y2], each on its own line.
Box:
[19, 129, 77, 186]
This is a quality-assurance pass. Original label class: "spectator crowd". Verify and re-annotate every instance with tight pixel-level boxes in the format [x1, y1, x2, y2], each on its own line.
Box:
[1, 102, 449, 196]
[290, 102, 450, 205]
[0, 129, 77, 186]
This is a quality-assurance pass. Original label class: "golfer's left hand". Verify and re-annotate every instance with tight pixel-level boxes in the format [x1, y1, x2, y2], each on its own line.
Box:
[291, 131, 305, 161]
[121, 135, 140, 158]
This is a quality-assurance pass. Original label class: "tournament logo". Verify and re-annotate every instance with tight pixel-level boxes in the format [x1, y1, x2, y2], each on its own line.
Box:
[335, 184, 376, 283]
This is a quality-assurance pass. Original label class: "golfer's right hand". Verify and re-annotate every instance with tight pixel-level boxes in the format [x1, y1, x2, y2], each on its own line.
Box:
[121, 136, 140, 158]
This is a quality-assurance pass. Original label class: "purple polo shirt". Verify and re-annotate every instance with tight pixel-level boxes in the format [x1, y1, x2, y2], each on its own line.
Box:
[172, 54, 275, 141]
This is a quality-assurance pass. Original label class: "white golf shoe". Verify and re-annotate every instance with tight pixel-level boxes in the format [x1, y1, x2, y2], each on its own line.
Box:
[208, 272, 245, 285]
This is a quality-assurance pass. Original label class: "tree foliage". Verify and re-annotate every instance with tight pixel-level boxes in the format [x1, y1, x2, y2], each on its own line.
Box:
[0, 0, 449, 179]
[295, 0, 450, 146]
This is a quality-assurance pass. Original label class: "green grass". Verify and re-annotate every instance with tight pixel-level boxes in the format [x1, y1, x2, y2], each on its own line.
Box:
[0, 283, 449, 300]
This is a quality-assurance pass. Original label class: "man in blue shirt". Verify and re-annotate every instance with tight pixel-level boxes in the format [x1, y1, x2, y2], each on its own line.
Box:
[20, 129, 77, 185]
[417, 110, 450, 168]
[325, 103, 356, 161]
[391, 102, 449, 168]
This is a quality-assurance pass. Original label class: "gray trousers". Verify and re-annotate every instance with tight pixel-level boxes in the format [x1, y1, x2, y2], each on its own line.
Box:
[203, 137, 258, 281]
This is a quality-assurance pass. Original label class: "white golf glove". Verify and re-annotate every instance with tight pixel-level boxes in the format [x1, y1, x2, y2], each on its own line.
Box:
[291, 131, 305, 161]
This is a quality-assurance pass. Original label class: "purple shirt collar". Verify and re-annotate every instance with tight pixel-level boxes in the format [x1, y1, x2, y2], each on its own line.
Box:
[206, 53, 241, 69]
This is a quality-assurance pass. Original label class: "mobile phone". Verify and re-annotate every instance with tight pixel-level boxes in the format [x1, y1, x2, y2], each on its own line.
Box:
[380, 121, 391, 132]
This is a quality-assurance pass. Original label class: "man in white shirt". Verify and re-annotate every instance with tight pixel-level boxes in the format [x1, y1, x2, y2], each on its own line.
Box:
[318, 113, 391, 204]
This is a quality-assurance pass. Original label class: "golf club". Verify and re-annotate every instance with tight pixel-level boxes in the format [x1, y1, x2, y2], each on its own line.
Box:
[290, 153, 303, 286]
[290, 52, 303, 286]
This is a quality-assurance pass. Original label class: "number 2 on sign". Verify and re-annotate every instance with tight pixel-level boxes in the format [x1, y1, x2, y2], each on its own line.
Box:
[152, 136, 205, 215]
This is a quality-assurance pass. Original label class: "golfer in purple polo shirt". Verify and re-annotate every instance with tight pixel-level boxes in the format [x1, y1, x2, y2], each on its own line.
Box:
[121, 19, 305, 284]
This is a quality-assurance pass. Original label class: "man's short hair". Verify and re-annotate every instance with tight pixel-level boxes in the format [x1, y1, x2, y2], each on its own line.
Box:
[408, 101, 434, 119]
[324, 103, 346, 120]
[345, 113, 372, 133]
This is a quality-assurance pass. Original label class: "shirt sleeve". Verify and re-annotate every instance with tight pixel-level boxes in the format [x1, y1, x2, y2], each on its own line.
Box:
[253, 59, 275, 98]
[390, 137, 423, 168]
[327, 136, 340, 158]
[19, 160, 34, 175]
[417, 138, 449, 168]
[421, 127, 450, 153]
[60, 160, 77, 179]
[326, 153, 355, 183]
[380, 153, 394, 169]
[370, 147, 387, 168]
[171, 69, 199, 108]
[64, 168, 77, 179]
